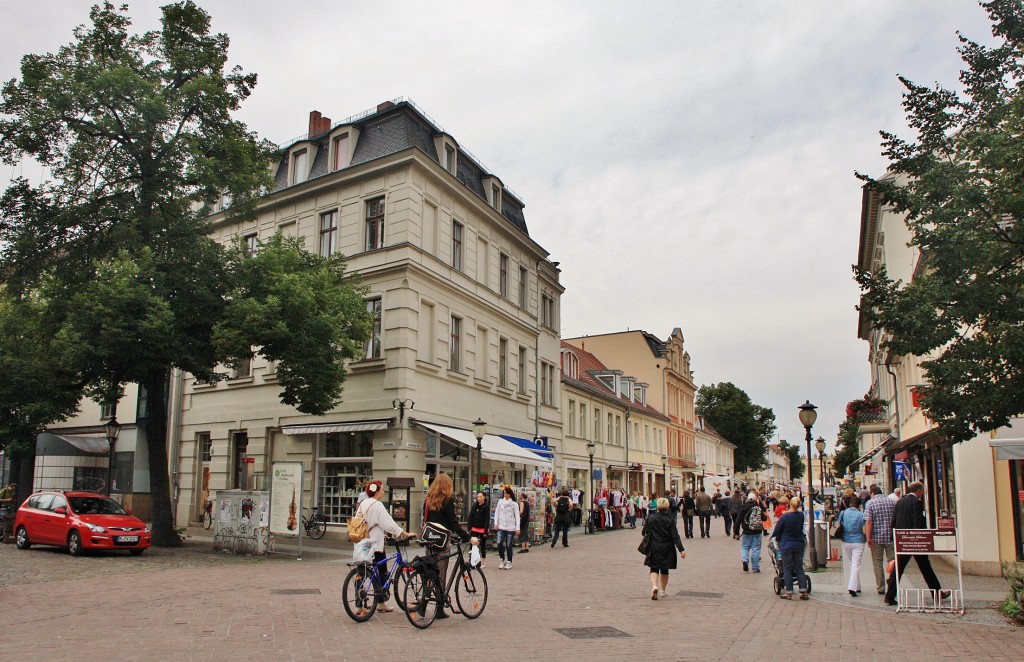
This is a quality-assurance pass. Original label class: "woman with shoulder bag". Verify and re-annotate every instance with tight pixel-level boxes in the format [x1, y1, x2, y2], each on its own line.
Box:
[681, 490, 696, 539]
[838, 495, 867, 597]
[642, 497, 686, 600]
[467, 490, 490, 567]
[423, 474, 477, 619]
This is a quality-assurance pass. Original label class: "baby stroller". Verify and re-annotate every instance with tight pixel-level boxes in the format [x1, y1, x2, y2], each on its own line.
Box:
[767, 539, 812, 596]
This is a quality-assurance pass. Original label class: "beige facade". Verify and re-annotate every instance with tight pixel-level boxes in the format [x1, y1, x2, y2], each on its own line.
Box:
[857, 176, 1021, 575]
[172, 101, 562, 533]
[563, 328, 697, 494]
[694, 415, 736, 493]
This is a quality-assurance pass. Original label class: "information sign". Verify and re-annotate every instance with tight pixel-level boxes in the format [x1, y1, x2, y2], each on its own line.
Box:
[894, 528, 957, 554]
[270, 462, 303, 536]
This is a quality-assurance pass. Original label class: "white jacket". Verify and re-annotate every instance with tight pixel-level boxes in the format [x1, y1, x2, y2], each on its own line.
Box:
[493, 496, 520, 531]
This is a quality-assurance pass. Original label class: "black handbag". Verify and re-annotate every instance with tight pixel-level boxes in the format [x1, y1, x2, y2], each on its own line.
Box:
[638, 531, 651, 554]
[832, 511, 845, 539]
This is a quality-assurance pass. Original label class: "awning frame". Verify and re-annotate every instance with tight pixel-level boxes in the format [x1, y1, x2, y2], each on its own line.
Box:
[280, 419, 394, 435]
[411, 420, 552, 469]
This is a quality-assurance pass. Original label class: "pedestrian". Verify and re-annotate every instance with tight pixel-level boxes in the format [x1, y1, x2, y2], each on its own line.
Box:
[467, 490, 491, 567]
[711, 488, 721, 517]
[838, 495, 867, 596]
[884, 482, 949, 606]
[550, 488, 571, 548]
[356, 480, 416, 615]
[681, 490, 696, 539]
[738, 491, 767, 573]
[493, 486, 520, 570]
[771, 496, 810, 600]
[888, 487, 902, 503]
[729, 488, 743, 539]
[626, 493, 637, 528]
[720, 491, 733, 536]
[863, 484, 896, 594]
[423, 474, 476, 618]
[642, 497, 686, 600]
[518, 492, 532, 553]
[694, 486, 713, 538]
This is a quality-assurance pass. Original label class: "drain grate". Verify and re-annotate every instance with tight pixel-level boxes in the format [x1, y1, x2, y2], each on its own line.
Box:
[674, 590, 724, 599]
[555, 626, 633, 640]
[270, 589, 322, 595]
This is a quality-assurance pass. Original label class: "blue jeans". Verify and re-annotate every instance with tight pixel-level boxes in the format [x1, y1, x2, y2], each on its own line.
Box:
[496, 530, 516, 563]
[741, 533, 762, 571]
[781, 546, 807, 594]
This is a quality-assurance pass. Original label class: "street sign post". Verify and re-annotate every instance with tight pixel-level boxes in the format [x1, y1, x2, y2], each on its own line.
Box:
[893, 516, 964, 614]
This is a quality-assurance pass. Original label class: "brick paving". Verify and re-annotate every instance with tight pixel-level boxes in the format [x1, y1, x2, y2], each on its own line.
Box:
[1, 520, 1021, 661]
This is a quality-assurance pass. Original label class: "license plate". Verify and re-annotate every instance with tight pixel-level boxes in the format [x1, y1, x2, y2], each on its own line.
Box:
[118, 536, 140, 543]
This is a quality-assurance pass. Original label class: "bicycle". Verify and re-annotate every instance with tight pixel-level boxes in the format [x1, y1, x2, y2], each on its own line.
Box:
[584, 508, 596, 535]
[403, 539, 488, 629]
[201, 500, 213, 530]
[342, 536, 414, 622]
[302, 506, 327, 539]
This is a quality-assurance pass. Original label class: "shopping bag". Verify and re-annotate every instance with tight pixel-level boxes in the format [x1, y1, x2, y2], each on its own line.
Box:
[470, 542, 481, 567]
[353, 538, 374, 563]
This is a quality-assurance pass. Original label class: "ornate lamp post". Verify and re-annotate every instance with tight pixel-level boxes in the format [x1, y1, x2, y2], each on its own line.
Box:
[586, 441, 596, 534]
[472, 418, 487, 495]
[815, 437, 826, 500]
[700, 462, 706, 490]
[798, 401, 819, 571]
[103, 417, 122, 497]
[661, 455, 667, 494]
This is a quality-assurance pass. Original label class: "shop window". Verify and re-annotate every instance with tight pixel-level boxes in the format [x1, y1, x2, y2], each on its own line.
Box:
[111, 451, 134, 493]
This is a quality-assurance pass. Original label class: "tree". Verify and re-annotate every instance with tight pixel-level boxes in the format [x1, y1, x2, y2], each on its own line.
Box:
[0, 2, 370, 545]
[855, 0, 1024, 443]
[777, 439, 804, 482]
[696, 382, 776, 473]
[831, 395, 887, 477]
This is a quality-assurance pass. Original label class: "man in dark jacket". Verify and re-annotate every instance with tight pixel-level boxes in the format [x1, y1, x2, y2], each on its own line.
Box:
[694, 487, 714, 538]
[550, 489, 572, 548]
[883, 482, 947, 606]
[729, 487, 744, 539]
[719, 491, 733, 536]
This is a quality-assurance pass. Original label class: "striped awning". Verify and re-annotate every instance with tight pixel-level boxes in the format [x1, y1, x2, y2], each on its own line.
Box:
[280, 419, 392, 435]
[412, 421, 552, 469]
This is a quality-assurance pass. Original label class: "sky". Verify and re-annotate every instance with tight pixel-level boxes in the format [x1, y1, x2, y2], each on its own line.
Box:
[0, 1, 999, 457]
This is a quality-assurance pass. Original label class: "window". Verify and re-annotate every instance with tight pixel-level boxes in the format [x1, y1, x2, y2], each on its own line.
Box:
[452, 220, 463, 270]
[136, 386, 148, 419]
[579, 403, 587, 437]
[499, 253, 509, 297]
[100, 402, 115, 420]
[365, 298, 382, 359]
[541, 362, 556, 405]
[518, 346, 527, 394]
[561, 350, 579, 380]
[615, 415, 622, 445]
[365, 197, 385, 250]
[594, 408, 601, 442]
[231, 357, 251, 379]
[607, 413, 613, 445]
[333, 133, 350, 171]
[568, 401, 576, 436]
[450, 316, 462, 372]
[291, 149, 308, 185]
[320, 210, 338, 256]
[199, 432, 212, 463]
[499, 337, 508, 388]
[445, 145, 456, 174]
[542, 293, 556, 329]
[519, 266, 528, 309]
[491, 184, 501, 211]
[243, 233, 258, 256]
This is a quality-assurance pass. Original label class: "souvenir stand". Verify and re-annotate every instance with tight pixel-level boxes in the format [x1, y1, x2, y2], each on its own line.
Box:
[485, 485, 550, 547]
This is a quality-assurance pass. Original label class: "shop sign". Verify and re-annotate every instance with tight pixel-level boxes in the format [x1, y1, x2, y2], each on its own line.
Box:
[895, 528, 957, 554]
[894, 461, 910, 481]
[270, 462, 304, 536]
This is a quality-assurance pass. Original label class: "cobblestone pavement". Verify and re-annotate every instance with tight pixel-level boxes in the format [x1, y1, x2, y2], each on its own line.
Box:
[1, 520, 1021, 661]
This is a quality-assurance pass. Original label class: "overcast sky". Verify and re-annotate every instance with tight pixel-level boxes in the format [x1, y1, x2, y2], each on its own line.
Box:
[1, 1, 998, 457]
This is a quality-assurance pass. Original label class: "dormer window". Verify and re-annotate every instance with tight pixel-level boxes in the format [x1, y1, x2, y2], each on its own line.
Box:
[291, 149, 309, 185]
[561, 349, 579, 380]
[446, 145, 456, 173]
[332, 133, 350, 170]
[491, 184, 501, 211]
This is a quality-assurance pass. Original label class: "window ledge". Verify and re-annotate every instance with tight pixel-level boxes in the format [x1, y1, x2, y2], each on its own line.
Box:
[416, 360, 442, 374]
[226, 376, 254, 386]
[263, 372, 279, 384]
[192, 381, 217, 390]
[474, 377, 494, 388]
[350, 358, 385, 374]
[496, 386, 514, 397]
[516, 391, 531, 403]
[447, 370, 470, 383]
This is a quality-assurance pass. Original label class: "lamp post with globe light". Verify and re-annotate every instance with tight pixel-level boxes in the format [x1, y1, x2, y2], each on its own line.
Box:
[586, 441, 596, 534]
[798, 401, 819, 571]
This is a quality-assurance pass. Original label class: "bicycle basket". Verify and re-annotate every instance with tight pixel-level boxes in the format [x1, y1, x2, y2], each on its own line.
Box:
[411, 554, 441, 581]
[420, 522, 451, 550]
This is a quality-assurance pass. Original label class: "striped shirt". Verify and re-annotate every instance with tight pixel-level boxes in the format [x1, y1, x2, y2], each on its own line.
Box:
[863, 494, 896, 545]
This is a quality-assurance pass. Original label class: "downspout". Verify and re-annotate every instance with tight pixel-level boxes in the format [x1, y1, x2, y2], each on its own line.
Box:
[884, 360, 901, 494]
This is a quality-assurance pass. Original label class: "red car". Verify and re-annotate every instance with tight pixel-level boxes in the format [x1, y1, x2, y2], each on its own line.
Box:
[14, 490, 152, 556]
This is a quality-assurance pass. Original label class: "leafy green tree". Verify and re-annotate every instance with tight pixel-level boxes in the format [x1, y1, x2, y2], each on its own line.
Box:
[0, 2, 370, 545]
[696, 382, 776, 473]
[777, 439, 804, 482]
[855, 0, 1024, 443]
[832, 419, 860, 479]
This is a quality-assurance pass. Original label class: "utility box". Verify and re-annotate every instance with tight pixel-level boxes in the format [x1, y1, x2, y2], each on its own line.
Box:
[212, 489, 271, 556]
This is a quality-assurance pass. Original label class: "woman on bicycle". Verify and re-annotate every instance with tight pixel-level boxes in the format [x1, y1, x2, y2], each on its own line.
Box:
[360, 480, 414, 613]
[424, 473, 476, 619]
[467, 490, 490, 567]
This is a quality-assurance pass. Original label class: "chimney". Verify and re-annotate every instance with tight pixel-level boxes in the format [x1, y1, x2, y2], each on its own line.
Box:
[308, 110, 332, 137]
[377, 100, 395, 112]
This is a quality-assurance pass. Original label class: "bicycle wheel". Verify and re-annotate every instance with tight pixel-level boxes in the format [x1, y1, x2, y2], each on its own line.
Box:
[202, 509, 213, 530]
[403, 570, 439, 629]
[308, 514, 327, 540]
[342, 564, 378, 622]
[454, 564, 488, 618]
[392, 564, 411, 611]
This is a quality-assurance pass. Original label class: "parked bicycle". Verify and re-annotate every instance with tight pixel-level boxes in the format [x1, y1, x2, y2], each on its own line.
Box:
[403, 539, 487, 629]
[302, 506, 327, 540]
[342, 536, 414, 622]
[201, 500, 213, 530]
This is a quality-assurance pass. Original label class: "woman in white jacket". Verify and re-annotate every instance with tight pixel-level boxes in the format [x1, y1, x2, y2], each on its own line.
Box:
[357, 480, 414, 613]
[493, 486, 520, 569]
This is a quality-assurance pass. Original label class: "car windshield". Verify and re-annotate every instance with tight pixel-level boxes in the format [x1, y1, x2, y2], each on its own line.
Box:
[68, 497, 128, 515]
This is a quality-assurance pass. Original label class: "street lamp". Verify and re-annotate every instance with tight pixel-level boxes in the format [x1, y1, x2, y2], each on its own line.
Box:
[103, 417, 122, 497]
[798, 400, 819, 571]
[661, 455, 667, 495]
[586, 441, 596, 534]
[472, 418, 487, 495]
[815, 437, 826, 502]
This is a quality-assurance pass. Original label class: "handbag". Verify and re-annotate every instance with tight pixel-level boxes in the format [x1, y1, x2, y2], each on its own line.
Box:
[832, 511, 845, 539]
[421, 521, 451, 549]
[638, 531, 651, 554]
[347, 500, 370, 542]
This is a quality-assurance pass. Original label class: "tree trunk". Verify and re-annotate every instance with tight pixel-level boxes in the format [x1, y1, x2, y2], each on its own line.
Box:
[144, 370, 180, 547]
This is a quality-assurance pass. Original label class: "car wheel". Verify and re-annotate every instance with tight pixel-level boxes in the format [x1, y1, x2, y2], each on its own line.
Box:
[15, 526, 31, 549]
[68, 530, 83, 556]
[130, 549, 145, 556]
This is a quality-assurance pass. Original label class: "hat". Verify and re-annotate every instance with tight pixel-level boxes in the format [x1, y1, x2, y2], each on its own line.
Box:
[747, 491, 757, 502]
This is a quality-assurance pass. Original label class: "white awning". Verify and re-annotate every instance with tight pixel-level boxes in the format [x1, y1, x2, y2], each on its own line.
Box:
[280, 419, 392, 435]
[853, 435, 897, 466]
[413, 421, 552, 469]
[990, 438, 1024, 461]
[56, 434, 109, 454]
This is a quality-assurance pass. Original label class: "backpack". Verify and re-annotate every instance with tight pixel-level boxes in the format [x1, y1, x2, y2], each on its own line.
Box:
[347, 500, 371, 542]
[745, 504, 764, 532]
[556, 496, 569, 515]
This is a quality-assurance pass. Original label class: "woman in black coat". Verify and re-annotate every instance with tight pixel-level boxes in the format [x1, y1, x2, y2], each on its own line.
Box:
[643, 497, 686, 600]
